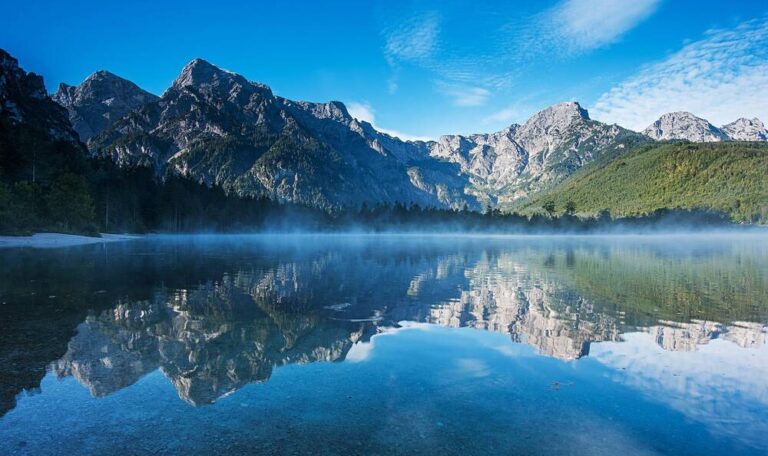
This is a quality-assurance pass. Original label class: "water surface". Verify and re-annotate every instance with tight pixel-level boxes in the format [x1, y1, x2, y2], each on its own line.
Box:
[1, 234, 767, 455]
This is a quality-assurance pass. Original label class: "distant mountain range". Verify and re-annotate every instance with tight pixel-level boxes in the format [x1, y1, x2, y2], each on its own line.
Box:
[2, 48, 766, 214]
[642, 111, 768, 142]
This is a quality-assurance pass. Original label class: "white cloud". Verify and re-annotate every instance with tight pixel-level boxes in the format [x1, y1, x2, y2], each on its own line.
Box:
[382, 12, 441, 94]
[591, 17, 768, 130]
[548, 0, 660, 53]
[383, 13, 441, 65]
[484, 107, 520, 124]
[437, 83, 490, 107]
[482, 102, 538, 125]
[347, 102, 376, 124]
[506, 0, 659, 63]
[347, 101, 433, 142]
[378, 1, 658, 105]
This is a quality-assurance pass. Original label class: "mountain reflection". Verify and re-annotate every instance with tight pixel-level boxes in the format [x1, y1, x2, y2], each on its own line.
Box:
[53, 284, 370, 406]
[43, 238, 767, 406]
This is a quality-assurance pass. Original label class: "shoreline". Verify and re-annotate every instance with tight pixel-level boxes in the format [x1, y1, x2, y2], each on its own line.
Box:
[1, 229, 765, 249]
[0, 233, 142, 249]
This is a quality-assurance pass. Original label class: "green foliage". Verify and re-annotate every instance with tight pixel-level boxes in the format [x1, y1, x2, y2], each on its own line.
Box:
[46, 174, 97, 234]
[517, 141, 768, 223]
[543, 200, 556, 216]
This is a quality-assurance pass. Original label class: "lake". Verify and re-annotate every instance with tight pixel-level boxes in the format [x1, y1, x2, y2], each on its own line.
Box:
[1, 234, 767, 455]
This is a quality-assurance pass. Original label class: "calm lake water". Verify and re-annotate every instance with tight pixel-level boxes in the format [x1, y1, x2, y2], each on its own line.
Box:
[1, 234, 767, 455]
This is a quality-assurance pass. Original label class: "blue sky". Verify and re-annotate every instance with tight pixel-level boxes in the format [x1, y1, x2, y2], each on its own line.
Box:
[3, 0, 768, 139]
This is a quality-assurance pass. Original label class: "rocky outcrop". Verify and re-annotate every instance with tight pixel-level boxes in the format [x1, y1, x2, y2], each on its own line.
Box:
[721, 118, 768, 141]
[428, 102, 646, 205]
[87, 58, 474, 210]
[0, 50, 81, 145]
[0, 49, 86, 182]
[75, 58, 645, 209]
[643, 112, 729, 142]
[52, 70, 158, 143]
[640, 111, 768, 143]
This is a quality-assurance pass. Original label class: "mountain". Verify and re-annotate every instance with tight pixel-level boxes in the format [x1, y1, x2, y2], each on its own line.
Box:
[6, 48, 760, 214]
[52, 70, 158, 142]
[517, 142, 768, 222]
[429, 102, 647, 205]
[643, 112, 768, 143]
[0, 49, 86, 182]
[643, 112, 730, 142]
[77, 59, 646, 209]
[88, 59, 474, 211]
[722, 118, 768, 141]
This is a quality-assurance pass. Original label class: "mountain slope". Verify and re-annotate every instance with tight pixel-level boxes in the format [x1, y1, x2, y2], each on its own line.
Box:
[89, 59, 473, 210]
[0, 49, 96, 234]
[53, 70, 158, 143]
[81, 60, 647, 210]
[429, 102, 648, 205]
[46, 54, 764, 213]
[0, 49, 86, 182]
[722, 118, 768, 141]
[516, 142, 768, 222]
[643, 112, 729, 142]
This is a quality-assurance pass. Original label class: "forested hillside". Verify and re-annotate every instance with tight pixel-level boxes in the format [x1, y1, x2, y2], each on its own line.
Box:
[516, 142, 768, 223]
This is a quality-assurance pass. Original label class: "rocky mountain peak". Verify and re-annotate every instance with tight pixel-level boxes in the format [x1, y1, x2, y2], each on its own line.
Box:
[172, 58, 247, 90]
[0, 48, 21, 74]
[515, 102, 592, 147]
[0, 49, 48, 103]
[52, 69, 158, 142]
[87, 69, 119, 81]
[721, 117, 768, 141]
[523, 101, 590, 130]
[168, 58, 273, 105]
[643, 111, 728, 142]
[0, 47, 85, 181]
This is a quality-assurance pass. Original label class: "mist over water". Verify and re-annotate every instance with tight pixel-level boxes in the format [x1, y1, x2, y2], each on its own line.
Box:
[0, 234, 766, 455]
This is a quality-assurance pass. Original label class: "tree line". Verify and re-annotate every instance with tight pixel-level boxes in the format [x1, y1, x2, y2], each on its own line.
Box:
[0, 137, 740, 236]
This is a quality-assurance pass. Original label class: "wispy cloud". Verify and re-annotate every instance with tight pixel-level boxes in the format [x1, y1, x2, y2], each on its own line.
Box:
[591, 17, 768, 130]
[379, 1, 659, 106]
[381, 12, 498, 105]
[482, 97, 544, 126]
[505, 0, 660, 63]
[543, 0, 661, 54]
[483, 106, 520, 124]
[347, 101, 433, 141]
[437, 82, 490, 107]
[382, 12, 441, 95]
[384, 12, 440, 65]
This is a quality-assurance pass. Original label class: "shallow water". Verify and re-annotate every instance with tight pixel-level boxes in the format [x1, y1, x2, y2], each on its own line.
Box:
[1, 234, 767, 455]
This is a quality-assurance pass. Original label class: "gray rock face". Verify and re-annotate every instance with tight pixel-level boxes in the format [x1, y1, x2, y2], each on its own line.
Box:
[643, 112, 730, 142]
[428, 102, 645, 205]
[53, 55, 765, 211]
[0, 49, 81, 145]
[88, 58, 474, 210]
[80, 59, 647, 210]
[52, 70, 158, 143]
[642, 112, 768, 142]
[721, 118, 768, 141]
[0, 48, 86, 183]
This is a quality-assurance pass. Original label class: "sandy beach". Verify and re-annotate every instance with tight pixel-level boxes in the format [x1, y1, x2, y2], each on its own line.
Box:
[0, 233, 141, 249]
